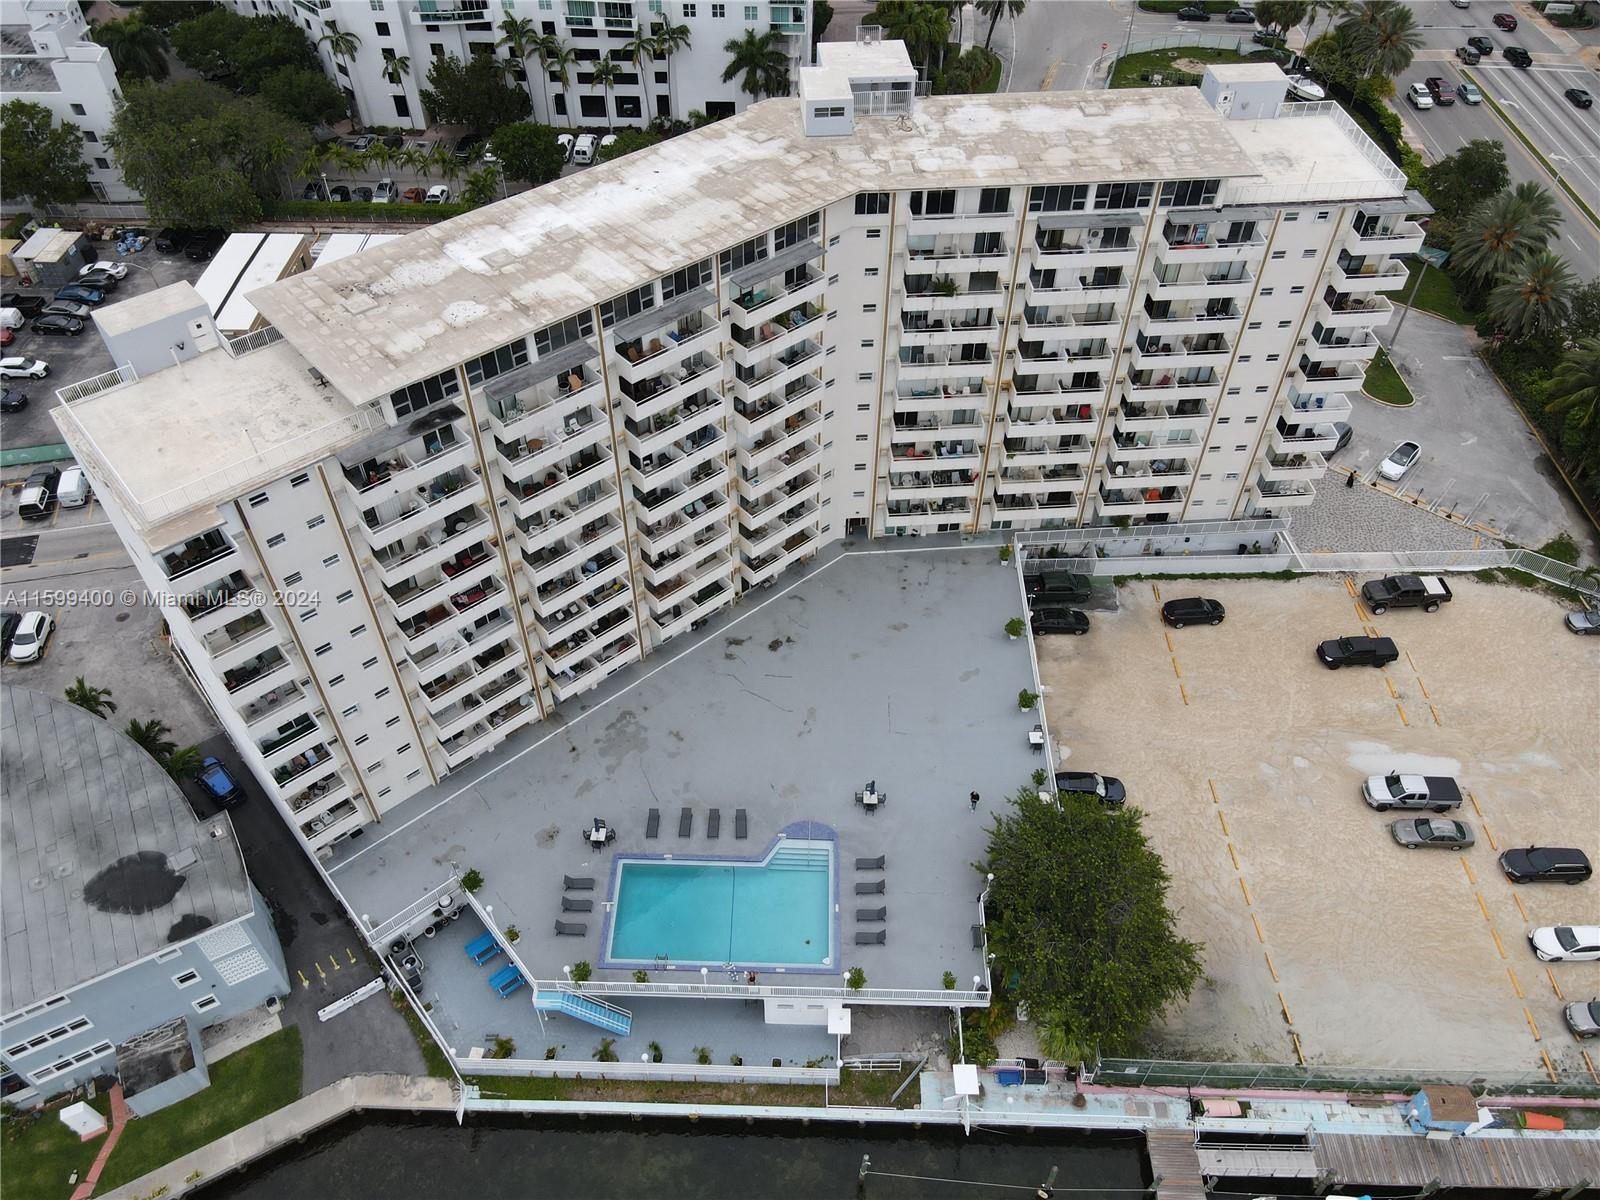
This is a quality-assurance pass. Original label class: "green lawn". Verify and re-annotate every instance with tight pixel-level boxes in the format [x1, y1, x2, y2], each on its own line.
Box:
[0, 1094, 111, 1200]
[1362, 348, 1415, 407]
[1110, 46, 1279, 89]
[1399, 261, 1478, 325]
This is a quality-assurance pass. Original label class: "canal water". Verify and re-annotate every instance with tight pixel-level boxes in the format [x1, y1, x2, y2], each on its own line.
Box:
[197, 1114, 1150, 1199]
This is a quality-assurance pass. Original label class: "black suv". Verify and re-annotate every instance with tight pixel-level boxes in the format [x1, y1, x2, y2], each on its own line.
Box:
[1161, 597, 1225, 628]
[1031, 607, 1089, 636]
[1316, 635, 1398, 669]
[1055, 771, 1127, 806]
[1499, 847, 1592, 885]
[185, 229, 227, 261]
[1026, 571, 1093, 605]
[1505, 46, 1532, 68]
[154, 227, 192, 253]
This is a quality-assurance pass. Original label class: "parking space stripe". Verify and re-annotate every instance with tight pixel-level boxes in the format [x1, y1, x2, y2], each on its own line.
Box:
[1429, 704, 1443, 726]
[1238, 878, 1252, 906]
[1264, 951, 1279, 982]
[1482, 821, 1499, 851]
[1342, 577, 1357, 599]
[1163, 630, 1174, 653]
[1170, 656, 1182, 679]
[297, 969, 310, 989]
[1460, 858, 1476, 885]
[1476, 892, 1493, 922]
[1227, 843, 1240, 871]
[1208, 778, 1219, 804]
[1546, 968, 1564, 1002]
[1395, 701, 1409, 727]
[1524, 1008, 1542, 1041]
[1278, 992, 1294, 1026]
[1468, 791, 1484, 818]
[1178, 681, 1189, 706]
[1513, 894, 1530, 922]
[1290, 1031, 1306, 1066]
[1415, 676, 1431, 701]
[1151, 583, 1162, 603]
[1217, 810, 1229, 836]
[1582, 1050, 1599, 1085]
[1507, 967, 1524, 998]
[1384, 674, 1399, 699]
[1541, 1049, 1558, 1083]
[1251, 913, 1265, 943]
[1404, 650, 1419, 672]
[1491, 927, 1508, 960]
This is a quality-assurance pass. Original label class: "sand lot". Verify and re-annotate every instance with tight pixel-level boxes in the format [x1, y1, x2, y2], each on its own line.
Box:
[1037, 575, 1600, 1082]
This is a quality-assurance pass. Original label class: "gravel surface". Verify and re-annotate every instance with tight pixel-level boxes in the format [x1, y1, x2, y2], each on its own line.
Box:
[1289, 475, 1491, 553]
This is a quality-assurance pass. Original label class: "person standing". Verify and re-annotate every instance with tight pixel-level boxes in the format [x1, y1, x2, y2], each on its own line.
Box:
[970, 790, 980, 811]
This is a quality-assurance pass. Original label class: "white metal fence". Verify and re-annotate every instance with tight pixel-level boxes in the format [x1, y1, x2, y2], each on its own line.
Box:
[224, 325, 285, 358]
[54, 364, 138, 407]
[464, 1056, 840, 1086]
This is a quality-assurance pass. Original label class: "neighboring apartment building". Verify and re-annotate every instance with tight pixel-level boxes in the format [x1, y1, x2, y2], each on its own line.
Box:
[0, 0, 136, 202]
[1, 686, 291, 1114]
[227, 0, 811, 131]
[53, 47, 1424, 865]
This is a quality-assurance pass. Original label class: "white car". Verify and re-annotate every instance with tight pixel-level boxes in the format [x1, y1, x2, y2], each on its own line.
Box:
[1406, 82, 1434, 110]
[598, 133, 617, 157]
[1286, 75, 1325, 101]
[557, 132, 574, 162]
[57, 465, 91, 508]
[79, 260, 128, 280]
[571, 133, 599, 165]
[1377, 440, 1421, 481]
[374, 176, 396, 203]
[0, 356, 49, 379]
[1529, 925, 1600, 962]
[7, 611, 54, 664]
[425, 185, 452, 204]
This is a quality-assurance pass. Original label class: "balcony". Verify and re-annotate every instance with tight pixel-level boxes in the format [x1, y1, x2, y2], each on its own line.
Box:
[1004, 401, 1097, 437]
[222, 648, 292, 702]
[419, 639, 519, 713]
[739, 497, 820, 557]
[730, 339, 823, 404]
[549, 635, 641, 703]
[357, 469, 485, 549]
[370, 506, 492, 588]
[1012, 343, 1113, 377]
[618, 353, 723, 425]
[302, 800, 366, 851]
[287, 769, 351, 815]
[990, 492, 1080, 525]
[732, 265, 826, 324]
[496, 403, 609, 483]
[1103, 457, 1195, 489]
[740, 409, 821, 474]
[1315, 289, 1394, 330]
[1006, 379, 1103, 412]
[1308, 332, 1380, 364]
[161, 531, 238, 583]
[203, 610, 277, 667]
[896, 350, 995, 384]
[406, 609, 516, 677]
[994, 464, 1084, 495]
[398, 578, 508, 652]
[1259, 450, 1327, 482]
[650, 577, 734, 642]
[1293, 357, 1366, 389]
[512, 482, 618, 558]
[624, 394, 725, 462]
[1284, 388, 1353, 422]
[1018, 309, 1121, 343]
[735, 440, 822, 502]
[429, 670, 531, 740]
[1126, 373, 1223, 407]
[1108, 431, 1199, 464]
[1331, 257, 1408, 293]
[1096, 484, 1186, 519]
[899, 281, 1005, 313]
[259, 713, 320, 769]
[1001, 438, 1093, 470]
[741, 470, 821, 528]
[182, 571, 255, 628]
[1146, 266, 1255, 302]
[1032, 232, 1140, 272]
[520, 520, 627, 585]
[1271, 417, 1340, 455]
[1344, 218, 1425, 257]
[1250, 477, 1317, 510]
[240, 680, 311, 728]
[633, 457, 728, 520]
[906, 205, 1016, 234]
[643, 539, 734, 602]
[1116, 397, 1213, 436]
[534, 575, 632, 646]
[340, 420, 474, 508]
[879, 499, 972, 531]
[732, 374, 821, 439]
[613, 300, 719, 384]
[1132, 332, 1231, 373]
[439, 695, 539, 770]
[272, 742, 335, 792]
[1153, 223, 1268, 266]
[532, 549, 629, 618]
[906, 236, 1011, 274]
[634, 492, 729, 560]
[885, 469, 976, 502]
[742, 527, 818, 586]
[485, 352, 603, 438]
[888, 437, 982, 473]
[504, 447, 613, 520]
[731, 302, 825, 369]
[1024, 268, 1127, 306]
[1138, 302, 1244, 337]
[385, 556, 497, 625]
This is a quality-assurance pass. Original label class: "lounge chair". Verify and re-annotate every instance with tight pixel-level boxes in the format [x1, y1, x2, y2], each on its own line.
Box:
[854, 880, 885, 895]
[563, 875, 594, 891]
[561, 897, 593, 913]
[735, 808, 748, 839]
[646, 807, 660, 839]
[972, 924, 985, 949]
[854, 930, 886, 945]
[707, 808, 720, 839]
[855, 855, 885, 871]
[856, 907, 886, 922]
[678, 807, 693, 837]
[554, 920, 587, 936]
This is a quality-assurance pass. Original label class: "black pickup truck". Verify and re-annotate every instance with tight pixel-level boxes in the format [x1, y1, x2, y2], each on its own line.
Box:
[1, 292, 47, 317]
[1317, 635, 1400, 669]
[1361, 574, 1452, 614]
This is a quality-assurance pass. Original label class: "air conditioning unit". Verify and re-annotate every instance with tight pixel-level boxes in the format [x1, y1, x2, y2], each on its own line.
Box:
[1086, 228, 1103, 246]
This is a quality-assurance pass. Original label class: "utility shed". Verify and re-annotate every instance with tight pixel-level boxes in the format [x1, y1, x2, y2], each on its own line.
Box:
[13, 227, 89, 288]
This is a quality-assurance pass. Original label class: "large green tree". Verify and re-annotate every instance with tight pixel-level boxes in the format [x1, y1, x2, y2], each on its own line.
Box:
[1486, 250, 1575, 342]
[489, 121, 566, 186]
[1420, 139, 1509, 222]
[419, 53, 532, 137]
[171, 11, 320, 92]
[109, 80, 309, 228]
[981, 787, 1203, 1062]
[0, 100, 89, 205]
[259, 66, 350, 128]
[721, 29, 791, 101]
[1547, 338, 1600, 480]
[1452, 185, 1562, 288]
[91, 15, 170, 83]
[1337, 0, 1420, 79]
[1252, 0, 1308, 38]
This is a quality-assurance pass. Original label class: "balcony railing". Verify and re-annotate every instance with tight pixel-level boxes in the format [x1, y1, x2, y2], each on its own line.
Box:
[183, 571, 252, 620]
[273, 742, 333, 788]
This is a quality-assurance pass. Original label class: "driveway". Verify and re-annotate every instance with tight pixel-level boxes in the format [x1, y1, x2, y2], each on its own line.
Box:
[1344, 309, 1598, 560]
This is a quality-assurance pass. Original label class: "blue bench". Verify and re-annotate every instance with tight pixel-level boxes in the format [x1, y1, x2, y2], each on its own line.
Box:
[464, 932, 502, 965]
[488, 964, 525, 998]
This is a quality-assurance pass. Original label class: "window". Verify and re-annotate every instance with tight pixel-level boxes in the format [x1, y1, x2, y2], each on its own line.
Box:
[408, 768, 424, 781]
[349, 625, 367, 637]
[94, 157, 110, 170]
[534, 312, 594, 356]
[386, 715, 402, 727]
[1260, 287, 1274, 297]
[290, 473, 310, 487]
[773, 213, 818, 251]
[1277, 320, 1292, 328]
[314, 643, 332, 657]
[1284, 211, 1300, 222]
[336, 590, 354, 603]
[173, 970, 201, 988]
[266, 533, 286, 548]
[192, 995, 220, 1013]
[375, 687, 391, 699]
[600, 281, 654, 327]
[354, 733, 370, 746]
[378, 786, 392, 799]
[1028, 184, 1088, 213]
[854, 433, 869, 441]
[397, 743, 412, 755]
[865, 229, 881, 239]
[859, 339, 874, 349]
[1290, 285, 1305, 295]
[155, 947, 183, 963]
[719, 234, 768, 275]
[1254, 385, 1269, 393]
[855, 192, 890, 216]
[464, 338, 529, 386]
[1244, 415, 1258, 424]
[1266, 353, 1280, 362]
[70, 103, 85, 115]
[298, 608, 317, 621]
[1270, 251, 1286, 260]
[862, 303, 877, 313]
[660, 259, 711, 300]
[857, 402, 871, 410]
[284, 572, 303, 586]
[306, 515, 326, 529]
[710, 2, 724, 15]
[1238, 355, 1251, 363]
[745, 4, 757, 17]
[390, 367, 460, 418]
[1225, 472, 1241, 481]
[1234, 444, 1248, 452]
[909, 189, 955, 216]
[1199, 473, 1212, 481]
[362, 656, 379, 669]
[368, 760, 384, 773]
[1301, 250, 1317, 259]
[1092, 181, 1152, 210]
[322, 554, 340, 567]
[329, 674, 346, 686]
[978, 187, 1010, 213]
[864, 267, 879, 277]
[394, 96, 411, 119]
[375, 20, 390, 34]
[342, 704, 360, 717]
[1158, 178, 1220, 207]
[1247, 321, 1262, 330]
[1216, 417, 1230, 425]
[81, 130, 97, 143]
[1315, 210, 1331, 222]
[247, 492, 270, 507]
[682, 2, 695, 14]
[854, 463, 867, 471]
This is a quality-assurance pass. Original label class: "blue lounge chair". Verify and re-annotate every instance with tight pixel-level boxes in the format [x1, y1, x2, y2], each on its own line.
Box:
[464, 932, 501, 965]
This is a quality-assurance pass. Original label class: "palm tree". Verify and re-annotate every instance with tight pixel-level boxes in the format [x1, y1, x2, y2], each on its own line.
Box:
[91, 16, 169, 82]
[1452, 189, 1559, 287]
[318, 19, 364, 127]
[1546, 337, 1600, 442]
[722, 29, 790, 102]
[651, 21, 692, 118]
[622, 30, 657, 122]
[163, 745, 203, 783]
[126, 718, 176, 762]
[1340, 0, 1421, 80]
[545, 39, 580, 129]
[879, 2, 951, 78]
[463, 165, 500, 207]
[367, 142, 398, 177]
[1487, 250, 1576, 342]
[498, 15, 542, 114]
[64, 677, 116, 718]
[975, 0, 1026, 52]
[380, 53, 411, 90]
[1302, 0, 1349, 43]
[404, 146, 435, 182]
[591, 58, 623, 131]
[1509, 179, 1564, 237]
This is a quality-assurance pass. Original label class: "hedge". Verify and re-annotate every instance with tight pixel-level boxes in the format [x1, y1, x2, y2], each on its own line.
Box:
[270, 198, 477, 222]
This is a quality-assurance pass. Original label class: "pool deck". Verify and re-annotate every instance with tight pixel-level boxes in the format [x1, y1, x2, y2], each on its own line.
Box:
[329, 544, 1039, 1001]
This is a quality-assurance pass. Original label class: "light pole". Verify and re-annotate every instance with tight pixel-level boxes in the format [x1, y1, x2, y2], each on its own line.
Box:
[1388, 246, 1448, 350]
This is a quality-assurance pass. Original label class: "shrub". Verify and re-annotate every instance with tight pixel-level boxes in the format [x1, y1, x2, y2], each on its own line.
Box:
[729, 1054, 743, 1066]
[647, 1041, 663, 1063]
[594, 1037, 619, 1062]
[942, 971, 957, 990]
[459, 869, 483, 892]
[504, 926, 520, 943]
[1032, 767, 1048, 788]
[633, 969, 649, 983]
[1005, 617, 1025, 639]
[570, 961, 592, 983]
[491, 1036, 516, 1059]
[846, 967, 866, 991]
[694, 1046, 712, 1065]
[998, 544, 1012, 563]
[543, 1045, 559, 1060]
[1017, 688, 1038, 711]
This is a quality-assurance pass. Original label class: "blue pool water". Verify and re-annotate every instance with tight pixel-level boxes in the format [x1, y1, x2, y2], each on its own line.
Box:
[606, 842, 833, 969]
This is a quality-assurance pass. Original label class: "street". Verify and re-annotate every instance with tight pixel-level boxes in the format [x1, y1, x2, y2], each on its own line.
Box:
[1005, 0, 1182, 91]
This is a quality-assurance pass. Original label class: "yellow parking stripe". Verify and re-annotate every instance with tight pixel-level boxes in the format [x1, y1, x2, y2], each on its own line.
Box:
[1208, 778, 1220, 804]
[1395, 702, 1409, 726]
[1170, 656, 1182, 679]
[1228, 843, 1240, 871]
[1460, 858, 1476, 885]
[1468, 791, 1483, 818]
[1217, 810, 1230, 836]
[1429, 704, 1442, 726]
[1547, 968, 1564, 1001]
[1476, 892, 1492, 922]
[1524, 1008, 1542, 1041]
[1238, 878, 1253, 906]
[1582, 1050, 1599, 1086]
[1178, 681, 1189, 706]
[1482, 821, 1498, 851]
[1415, 676, 1431, 700]
[1264, 951, 1279, 982]
[1513, 894, 1529, 922]
[1251, 913, 1265, 944]
[1541, 1049, 1557, 1082]
[1507, 966, 1524, 998]
[1384, 674, 1399, 699]
[1491, 927, 1508, 960]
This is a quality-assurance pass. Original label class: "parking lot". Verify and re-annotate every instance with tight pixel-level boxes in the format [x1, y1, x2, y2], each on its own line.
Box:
[1038, 575, 1600, 1080]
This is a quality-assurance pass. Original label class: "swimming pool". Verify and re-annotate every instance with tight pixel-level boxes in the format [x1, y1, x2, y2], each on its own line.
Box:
[603, 839, 835, 972]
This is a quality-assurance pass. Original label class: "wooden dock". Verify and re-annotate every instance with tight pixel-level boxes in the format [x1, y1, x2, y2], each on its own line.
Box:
[1314, 1131, 1600, 1191]
[1198, 1144, 1320, 1180]
[1145, 1129, 1206, 1200]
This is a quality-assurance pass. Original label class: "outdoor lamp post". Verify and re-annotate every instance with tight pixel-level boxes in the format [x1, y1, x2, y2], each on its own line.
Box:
[562, 964, 571, 983]
[1389, 246, 1448, 349]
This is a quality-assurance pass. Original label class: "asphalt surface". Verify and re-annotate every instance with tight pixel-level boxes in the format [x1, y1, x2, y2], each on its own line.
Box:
[1008, 0, 1187, 92]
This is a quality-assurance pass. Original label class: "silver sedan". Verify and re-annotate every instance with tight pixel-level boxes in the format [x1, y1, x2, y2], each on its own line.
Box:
[1390, 817, 1474, 850]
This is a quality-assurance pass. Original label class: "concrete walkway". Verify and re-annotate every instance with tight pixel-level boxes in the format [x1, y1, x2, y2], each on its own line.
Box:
[99, 1074, 457, 1200]
[70, 1086, 129, 1200]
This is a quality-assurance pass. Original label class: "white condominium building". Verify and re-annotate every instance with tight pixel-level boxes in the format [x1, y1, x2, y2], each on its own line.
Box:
[228, 0, 812, 131]
[56, 45, 1424, 863]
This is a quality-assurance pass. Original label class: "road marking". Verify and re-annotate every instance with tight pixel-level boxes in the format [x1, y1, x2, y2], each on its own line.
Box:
[1540, 1048, 1558, 1082]
[1429, 704, 1442, 726]
[1507, 966, 1524, 998]
[1482, 820, 1499, 851]
[1468, 791, 1483, 818]
[1208, 778, 1219, 805]
[1395, 701, 1409, 726]
[1251, 912, 1265, 944]
[298, 969, 310, 989]
[1547, 968, 1564, 1002]
[1460, 858, 1475, 885]
[1040, 58, 1061, 90]
[1227, 843, 1240, 871]
[1217, 809, 1229, 837]
[1278, 992, 1294, 1027]
[1491, 926, 1508, 960]
[1178, 681, 1189, 706]
[347, 946, 358, 965]
[1384, 674, 1399, 699]
[1151, 583, 1162, 602]
[1290, 1031, 1306, 1067]
[314, 961, 326, 979]
[1415, 675, 1431, 700]
[1513, 893, 1530, 922]
[1582, 1050, 1599, 1086]
[1239, 877, 1252, 906]
[1264, 951, 1279, 982]
[1170, 655, 1182, 679]
[1476, 892, 1493, 922]
[1163, 630, 1174, 653]
[330, 955, 341, 971]
[1524, 1007, 1542, 1041]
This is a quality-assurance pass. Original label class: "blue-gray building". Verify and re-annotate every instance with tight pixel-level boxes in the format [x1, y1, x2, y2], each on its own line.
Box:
[1, 685, 290, 1115]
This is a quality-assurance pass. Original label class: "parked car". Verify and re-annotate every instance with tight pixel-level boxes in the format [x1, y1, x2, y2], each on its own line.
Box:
[1566, 88, 1594, 110]
[1224, 7, 1255, 22]
[401, 186, 426, 202]
[0, 328, 11, 348]
[1360, 574, 1451, 614]
[1161, 597, 1225, 628]
[1565, 608, 1600, 635]
[352, 185, 374, 203]
[1286, 75, 1325, 101]
[1026, 571, 1092, 604]
[425, 185, 452, 203]
[40, 301, 91, 320]
[1176, 6, 1211, 20]
[185, 230, 227, 261]
[1316, 635, 1399, 669]
[1456, 45, 1480, 64]
[1377, 440, 1421, 481]
[374, 177, 396, 203]
[1493, 12, 1517, 30]
[17, 464, 60, 521]
[53, 284, 104, 306]
[0, 611, 19, 659]
[598, 133, 618, 157]
[154, 227, 191, 252]
[6, 611, 54, 663]
[31, 314, 83, 336]
[1406, 82, 1435, 110]
[1252, 28, 1285, 46]
[0, 292, 46, 317]
[453, 132, 481, 162]
[196, 755, 244, 808]
[302, 180, 330, 201]
[1467, 35, 1493, 55]
[557, 132, 575, 162]
[1456, 81, 1483, 105]
[350, 133, 375, 152]
[0, 356, 49, 379]
[571, 133, 599, 164]
[328, 185, 351, 202]
[78, 260, 127, 280]
[1565, 1000, 1600, 1039]
[1391, 817, 1474, 851]
[0, 385, 28, 412]
[1499, 846, 1593, 885]
[1529, 926, 1600, 963]
[1054, 771, 1126, 806]
[1316, 421, 1353, 454]
[1424, 77, 1455, 105]
[1505, 46, 1532, 68]
[1362, 773, 1463, 812]
[56, 465, 91, 508]
[1031, 608, 1090, 636]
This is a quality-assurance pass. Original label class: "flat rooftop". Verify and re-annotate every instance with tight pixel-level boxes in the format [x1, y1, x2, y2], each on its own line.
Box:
[1, 686, 253, 1013]
[53, 338, 372, 549]
[327, 546, 1039, 999]
[1229, 107, 1403, 205]
[253, 89, 1265, 404]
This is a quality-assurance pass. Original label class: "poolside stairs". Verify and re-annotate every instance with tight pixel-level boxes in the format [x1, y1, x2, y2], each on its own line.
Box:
[535, 987, 633, 1036]
[768, 844, 831, 872]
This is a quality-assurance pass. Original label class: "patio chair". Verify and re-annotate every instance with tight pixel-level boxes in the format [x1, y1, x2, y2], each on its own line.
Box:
[707, 808, 720, 839]
[561, 897, 593, 913]
[856, 907, 886, 922]
[678, 807, 693, 837]
[563, 875, 594, 891]
[854, 931, 886, 946]
[854, 880, 885, 895]
[554, 920, 587, 936]
[972, 924, 985, 949]
[735, 809, 748, 839]
[646, 807, 660, 839]
[855, 856, 885, 871]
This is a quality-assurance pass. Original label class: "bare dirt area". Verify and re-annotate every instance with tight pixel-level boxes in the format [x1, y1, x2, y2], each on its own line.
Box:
[1037, 575, 1600, 1082]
